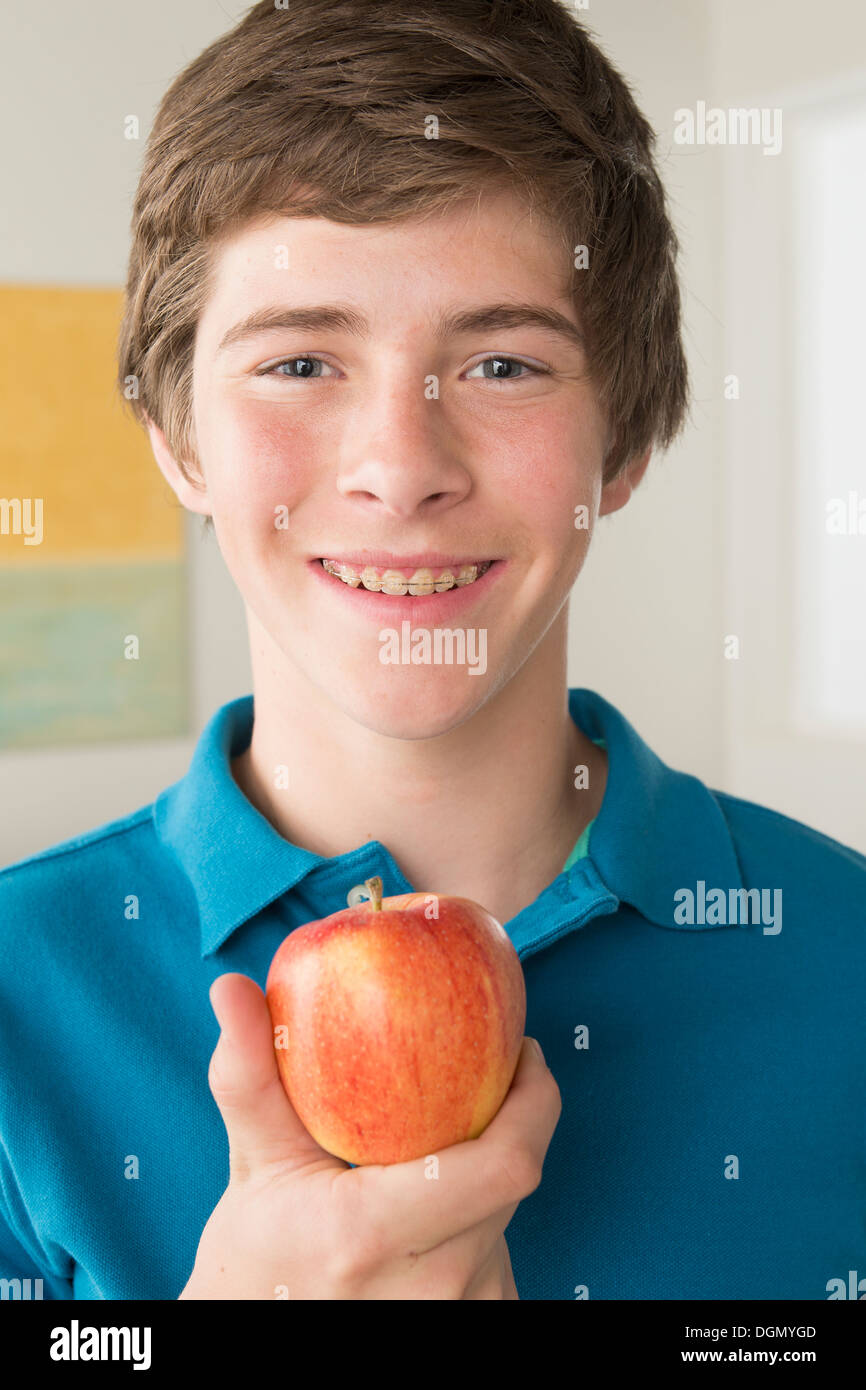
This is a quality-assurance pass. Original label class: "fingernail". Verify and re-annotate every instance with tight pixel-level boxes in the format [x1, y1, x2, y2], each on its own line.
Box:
[530, 1037, 545, 1063]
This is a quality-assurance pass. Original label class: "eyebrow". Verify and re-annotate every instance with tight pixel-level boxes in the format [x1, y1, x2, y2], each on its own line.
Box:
[216, 302, 585, 354]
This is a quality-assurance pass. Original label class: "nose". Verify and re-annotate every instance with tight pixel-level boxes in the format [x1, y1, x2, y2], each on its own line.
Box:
[335, 367, 471, 519]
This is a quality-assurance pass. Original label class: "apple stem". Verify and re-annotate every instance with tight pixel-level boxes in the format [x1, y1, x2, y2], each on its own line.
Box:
[347, 876, 383, 910]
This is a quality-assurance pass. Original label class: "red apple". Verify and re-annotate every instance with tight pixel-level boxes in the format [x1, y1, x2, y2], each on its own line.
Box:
[265, 875, 527, 1166]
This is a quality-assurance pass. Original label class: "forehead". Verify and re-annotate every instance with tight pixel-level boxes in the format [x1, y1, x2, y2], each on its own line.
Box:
[197, 187, 574, 341]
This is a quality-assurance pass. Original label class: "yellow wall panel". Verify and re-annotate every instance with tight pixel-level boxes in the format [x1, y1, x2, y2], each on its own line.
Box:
[0, 285, 183, 566]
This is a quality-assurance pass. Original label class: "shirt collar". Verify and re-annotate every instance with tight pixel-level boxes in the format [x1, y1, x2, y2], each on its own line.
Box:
[564, 687, 744, 931]
[154, 689, 744, 958]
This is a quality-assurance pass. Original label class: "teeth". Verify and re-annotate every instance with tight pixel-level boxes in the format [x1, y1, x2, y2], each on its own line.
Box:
[321, 559, 491, 594]
[381, 570, 409, 596]
[360, 567, 383, 591]
[406, 568, 435, 596]
[454, 565, 478, 587]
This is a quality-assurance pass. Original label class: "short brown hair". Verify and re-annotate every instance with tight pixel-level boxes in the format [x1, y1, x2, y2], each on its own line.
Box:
[117, 0, 689, 490]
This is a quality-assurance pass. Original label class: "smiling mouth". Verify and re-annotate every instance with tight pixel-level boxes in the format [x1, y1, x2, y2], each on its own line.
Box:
[318, 559, 494, 595]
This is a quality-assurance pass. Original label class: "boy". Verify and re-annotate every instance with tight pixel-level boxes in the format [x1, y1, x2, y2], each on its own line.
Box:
[1, 0, 863, 1301]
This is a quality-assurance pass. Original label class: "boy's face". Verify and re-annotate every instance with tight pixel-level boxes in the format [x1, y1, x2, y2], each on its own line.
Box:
[152, 186, 645, 737]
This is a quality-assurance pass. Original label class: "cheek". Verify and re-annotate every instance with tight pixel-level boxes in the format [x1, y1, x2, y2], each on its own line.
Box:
[201, 396, 321, 522]
[483, 403, 601, 552]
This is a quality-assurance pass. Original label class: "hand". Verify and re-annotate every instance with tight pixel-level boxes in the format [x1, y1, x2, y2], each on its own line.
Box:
[179, 973, 561, 1300]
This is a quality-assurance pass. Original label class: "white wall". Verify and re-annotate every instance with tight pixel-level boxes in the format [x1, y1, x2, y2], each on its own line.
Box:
[2, 0, 863, 866]
[709, 0, 866, 850]
[571, 0, 866, 854]
[564, 0, 724, 786]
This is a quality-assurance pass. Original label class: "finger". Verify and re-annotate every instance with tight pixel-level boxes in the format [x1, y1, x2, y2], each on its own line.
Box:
[207, 973, 345, 1180]
[355, 1036, 561, 1252]
[461, 1235, 516, 1300]
[416, 1200, 518, 1298]
[479, 1037, 562, 1180]
[501, 1237, 519, 1299]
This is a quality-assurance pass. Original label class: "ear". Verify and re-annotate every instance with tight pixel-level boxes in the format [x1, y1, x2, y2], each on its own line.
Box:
[145, 416, 212, 517]
[598, 446, 652, 519]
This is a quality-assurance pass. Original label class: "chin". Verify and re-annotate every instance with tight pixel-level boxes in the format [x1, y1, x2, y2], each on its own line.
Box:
[336, 668, 495, 741]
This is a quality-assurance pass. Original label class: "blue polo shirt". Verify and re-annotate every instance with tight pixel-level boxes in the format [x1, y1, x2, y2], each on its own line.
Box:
[1, 688, 864, 1301]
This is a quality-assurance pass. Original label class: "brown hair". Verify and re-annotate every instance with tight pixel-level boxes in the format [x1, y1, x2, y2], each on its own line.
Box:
[117, 0, 689, 493]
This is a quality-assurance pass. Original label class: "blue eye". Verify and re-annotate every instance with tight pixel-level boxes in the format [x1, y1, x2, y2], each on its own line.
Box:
[466, 356, 543, 381]
[258, 354, 547, 382]
[265, 356, 333, 378]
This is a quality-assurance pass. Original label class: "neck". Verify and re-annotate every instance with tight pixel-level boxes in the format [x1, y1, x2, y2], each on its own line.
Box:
[232, 608, 607, 925]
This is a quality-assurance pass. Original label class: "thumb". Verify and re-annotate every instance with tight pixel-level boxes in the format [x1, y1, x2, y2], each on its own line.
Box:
[207, 972, 344, 1181]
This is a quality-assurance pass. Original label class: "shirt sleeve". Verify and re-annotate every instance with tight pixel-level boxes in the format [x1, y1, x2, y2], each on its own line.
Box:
[0, 1142, 73, 1301]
